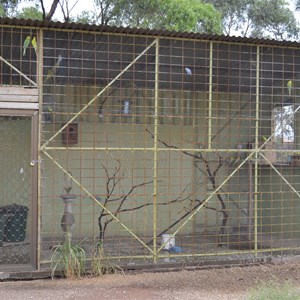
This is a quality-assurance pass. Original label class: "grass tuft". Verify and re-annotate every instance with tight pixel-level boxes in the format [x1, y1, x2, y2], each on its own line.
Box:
[247, 281, 300, 300]
[51, 238, 86, 279]
[90, 241, 123, 276]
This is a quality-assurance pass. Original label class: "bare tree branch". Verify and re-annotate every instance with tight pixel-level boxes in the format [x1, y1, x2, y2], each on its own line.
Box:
[44, 0, 60, 21]
[146, 128, 228, 246]
[40, 0, 46, 19]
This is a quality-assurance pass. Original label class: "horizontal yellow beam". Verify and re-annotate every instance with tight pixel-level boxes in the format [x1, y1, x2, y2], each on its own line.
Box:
[42, 146, 300, 153]
[40, 245, 300, 264]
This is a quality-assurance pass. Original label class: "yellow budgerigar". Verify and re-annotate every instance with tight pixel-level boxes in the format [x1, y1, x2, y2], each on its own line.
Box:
[287, 80, 293, 96]
[31, 37, 37, 54]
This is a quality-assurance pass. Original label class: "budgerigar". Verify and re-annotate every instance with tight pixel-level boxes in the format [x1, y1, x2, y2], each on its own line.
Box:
[261, 136, 268, 142]
[287, 80, 293, 96]
[185, 67, 192, 75]
[31, 37, 37, 54]
[168, 245, 182, 253]
[44, 55, 64, 83]
[23, 36, 31, 56]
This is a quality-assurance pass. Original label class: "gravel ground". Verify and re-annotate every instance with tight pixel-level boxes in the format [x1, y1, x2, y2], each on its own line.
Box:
[1, 259, 300, 299]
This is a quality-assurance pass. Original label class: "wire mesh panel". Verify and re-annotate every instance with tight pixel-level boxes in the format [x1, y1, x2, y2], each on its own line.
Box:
[0, 27, 37, 86]
[0, 21, 290, 269]
[0, 116, 31, 265]
[38, 29, 300, 269]
[40, 31, 157, 266]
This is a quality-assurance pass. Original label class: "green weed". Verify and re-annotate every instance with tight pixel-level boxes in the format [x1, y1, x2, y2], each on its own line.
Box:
[247, 281, 300, 300]
[51, 238, 86, 279]
[90, 241, 123, 276]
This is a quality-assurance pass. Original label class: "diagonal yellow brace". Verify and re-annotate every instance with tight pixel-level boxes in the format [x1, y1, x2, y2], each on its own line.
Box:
[158, 153, 254, 252]
[260, 152, 300, 199]
[0, 56, 38, 87]
[157, 139, 281, 252]
[158, 100, 300, 252]
[41, 39, 157, 150]
[42, 150, 153, 254]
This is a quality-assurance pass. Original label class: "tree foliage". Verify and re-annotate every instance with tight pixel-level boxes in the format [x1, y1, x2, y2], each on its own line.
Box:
[205, 0, 299, 40]
[1, 0, 78, 21]
[15, 5, 43, 20]
[151, 0, 222, 33]
[1, 0, 300, 40]
[76, 0, 222, 34]
[0, 0, 20, 16]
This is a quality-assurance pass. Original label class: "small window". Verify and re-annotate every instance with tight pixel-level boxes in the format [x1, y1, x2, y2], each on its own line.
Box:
[272, 105, 294, 161]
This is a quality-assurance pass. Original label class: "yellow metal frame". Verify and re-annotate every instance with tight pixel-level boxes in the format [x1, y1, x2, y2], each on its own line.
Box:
[38, 34, 300, 263]
[41, 38, 160, 256]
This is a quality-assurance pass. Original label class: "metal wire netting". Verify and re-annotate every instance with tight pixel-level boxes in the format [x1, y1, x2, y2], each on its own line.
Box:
[1, 26, 300, 268]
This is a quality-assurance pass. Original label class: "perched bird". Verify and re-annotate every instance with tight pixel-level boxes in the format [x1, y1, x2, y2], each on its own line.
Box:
[168, 245, 182, 253]
[287, 80, 293, 96]
[231, 143, 245, 165]
[31, 36, 37, 54]
[261, 136, 268, 142]
[185, 67, 192, 75]
[46, 105, 53, 112]
[23, 36, 31, 56]
[56, 54, 63, 66]
[44, 69, 55, 83]
[44, 55, 63, 83]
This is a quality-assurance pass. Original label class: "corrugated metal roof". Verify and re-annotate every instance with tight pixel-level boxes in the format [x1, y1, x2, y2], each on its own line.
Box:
[0, 17, 299, 47]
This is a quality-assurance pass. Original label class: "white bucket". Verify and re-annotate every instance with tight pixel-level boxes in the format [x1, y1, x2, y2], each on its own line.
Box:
[161, 234, 175, 250]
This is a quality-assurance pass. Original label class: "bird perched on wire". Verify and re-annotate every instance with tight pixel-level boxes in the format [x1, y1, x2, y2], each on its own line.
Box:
[31, 36, 37, 54]
[44, 55, 63, 83]
[185, 67, 192, 75]
[261, 136, 268, 142]
[23, 36, 31, 56]
[287, 80, 293, 96]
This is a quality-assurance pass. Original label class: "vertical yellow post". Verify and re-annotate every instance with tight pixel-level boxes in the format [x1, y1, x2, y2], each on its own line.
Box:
[254, 45, 260, 256]
[208, 41, 213, 149]
[153, 38, 159, 263]
[36, 28, 43, 269]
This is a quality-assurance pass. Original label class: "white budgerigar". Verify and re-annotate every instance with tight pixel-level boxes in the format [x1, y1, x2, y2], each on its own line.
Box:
[185, 67, 192, 75]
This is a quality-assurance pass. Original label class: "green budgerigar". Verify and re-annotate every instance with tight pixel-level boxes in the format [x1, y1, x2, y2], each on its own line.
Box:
[44, 55, 63, 83]
[287, 80, 293, 96]
[261, 136, 268, 142]
[23, 36, 31, 56]
[31, 36, 37, 54]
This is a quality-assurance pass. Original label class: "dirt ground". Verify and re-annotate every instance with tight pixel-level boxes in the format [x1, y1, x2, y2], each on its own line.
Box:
[1, 259, 300, 300]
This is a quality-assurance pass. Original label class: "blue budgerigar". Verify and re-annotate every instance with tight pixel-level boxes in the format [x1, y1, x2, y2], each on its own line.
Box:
[168, 245, 182, 253]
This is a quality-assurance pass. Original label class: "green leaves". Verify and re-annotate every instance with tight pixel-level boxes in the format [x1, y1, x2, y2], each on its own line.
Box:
[160, 0, 222, 34]
[51, 239, 86, 279]
[16, 6, 43, 20]
[205, 0, 299, 40]
[76, 0, 222, 34]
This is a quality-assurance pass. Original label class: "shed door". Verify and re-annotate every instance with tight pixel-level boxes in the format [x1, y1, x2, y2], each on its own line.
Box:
[0, 109, 38, 270]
